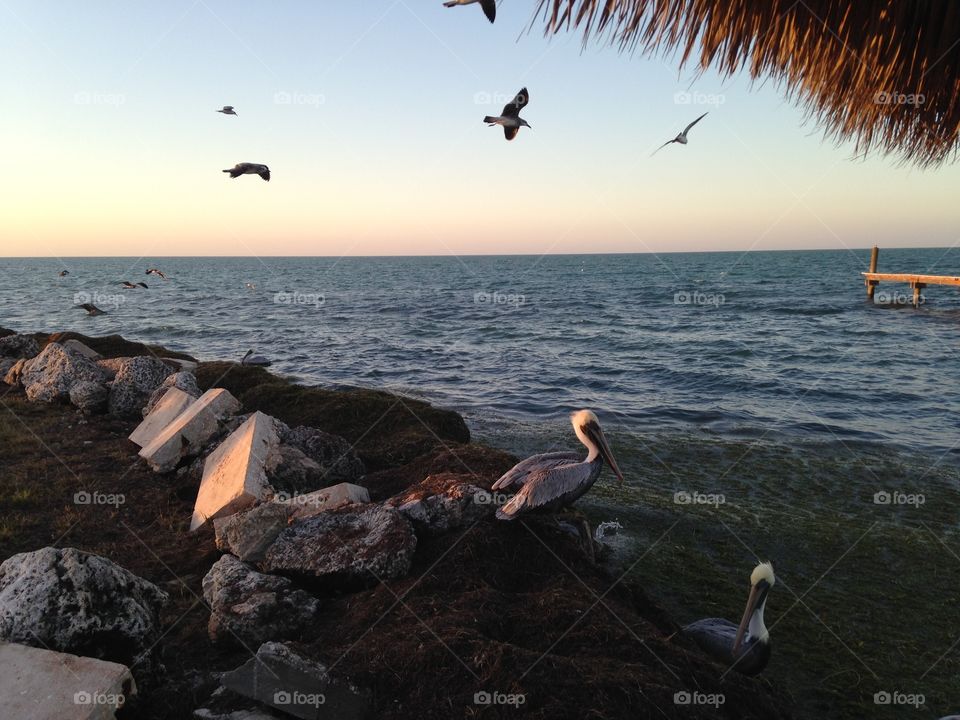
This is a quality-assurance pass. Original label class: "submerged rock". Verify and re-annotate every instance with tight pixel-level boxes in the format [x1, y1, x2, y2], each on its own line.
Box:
[69, 379, 109, 413]
[260, 505, 416, 587]
[144, 370, 201, 416]
[0, 333, 40, 359]
[202, 554, 320, 646]
[108, 355, 175, 417]
[19, 342, 107, 403]
[0, 547, 169, 666]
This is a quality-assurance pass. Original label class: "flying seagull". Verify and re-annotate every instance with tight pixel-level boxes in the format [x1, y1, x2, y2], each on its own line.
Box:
[241, 349, 272, 367]
[443, 0, 495, 23]
[682, 561, 775, 676]
[484, 88, 531, 141]
[75, 303, 105, 316]
[651, 112, 709, 156]
[146, 268, 167, 279]
[217, 105, 237, 115]
[223, 163, 270, 181]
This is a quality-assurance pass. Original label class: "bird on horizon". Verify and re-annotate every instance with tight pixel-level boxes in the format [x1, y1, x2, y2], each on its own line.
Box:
[682, 562, 775, 676]
[223, 163, 270, 181]
[443, 0, 496, 23]
[217, 105, 237, 115]
[146, 268, 168, 280]
[651, 112, 708, 155]
[484, 88, 531, 141]
[75, 303, 105, 316]
[121, 281, 148, 289]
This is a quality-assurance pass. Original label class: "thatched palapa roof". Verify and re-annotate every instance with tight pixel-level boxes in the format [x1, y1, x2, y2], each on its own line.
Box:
[534, 0, 960, 167]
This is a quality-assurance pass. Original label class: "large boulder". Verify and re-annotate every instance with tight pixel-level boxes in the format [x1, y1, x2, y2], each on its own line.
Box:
[275, 425, 365, 489]
[385, 473, 493, 536]
[19, 343, 107, 403]
[202, 554, 320, 646]
[260, 505, 416, 588]
[143, 370, 200, 416]
[69, 380, 109, 413]
[108, 356, 175, 417]
[0, 333, 40, 359]
[0, 547, 169, 666]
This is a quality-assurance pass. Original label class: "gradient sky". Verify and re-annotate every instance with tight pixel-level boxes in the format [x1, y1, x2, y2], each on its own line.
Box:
[1, 1, 958, 257]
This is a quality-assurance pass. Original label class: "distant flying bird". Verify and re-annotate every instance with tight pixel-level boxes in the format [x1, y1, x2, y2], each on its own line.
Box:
[223, 163, 270, 181]
[443, 0, 496, 23]
[682, 562, 776, 676]
[241, 349, 272, 367]
[484, 88, 532, 141]
[75, 303, 105, 316]
[146, 268, 167, 279]
[651, 112, 709, 155]
[58, 270, 69, 277]
[121, 281, 148, 289]
[217, 105, 237, 115]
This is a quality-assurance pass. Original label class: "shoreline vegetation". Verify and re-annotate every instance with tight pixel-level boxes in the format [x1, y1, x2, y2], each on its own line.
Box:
[0, 327, 791, 719]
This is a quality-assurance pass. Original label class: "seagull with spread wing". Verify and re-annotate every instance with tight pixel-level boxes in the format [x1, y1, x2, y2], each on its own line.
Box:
[483, 88, 532, 141]
[443, 0, 496, 23]
[652, 112, 708, 155]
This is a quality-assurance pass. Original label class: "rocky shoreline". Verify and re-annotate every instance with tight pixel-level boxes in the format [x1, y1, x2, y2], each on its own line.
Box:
[0, 328, 792, 719]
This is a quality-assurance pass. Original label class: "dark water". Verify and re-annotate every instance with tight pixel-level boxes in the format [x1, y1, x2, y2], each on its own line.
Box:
[3, 249, 960, 718]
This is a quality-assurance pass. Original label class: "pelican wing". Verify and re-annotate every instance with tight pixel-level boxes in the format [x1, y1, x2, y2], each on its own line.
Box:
[501, 87, 529, 117]
[683, 618, 737, 664]
[258, 168, 271, 181]
[683, 112, 708, 135]
[480, 0, 496, 22]
[496, 461, 593, 519]
[492, 451, 581, 492]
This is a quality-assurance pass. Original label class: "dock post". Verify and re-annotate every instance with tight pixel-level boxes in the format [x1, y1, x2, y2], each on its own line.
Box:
[866, 246, 879, 300]
[912, 282, 925, 308]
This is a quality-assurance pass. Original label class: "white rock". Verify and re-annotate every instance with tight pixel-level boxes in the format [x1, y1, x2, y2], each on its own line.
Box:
[0, 642, 136, 720]
[20, 343, 107, 403]
[139, 388, 240, 473]
[190, 411, 280, 531]
[280, 483, 370, 521]
[62, 339, 102, 361]
[128, 387, 195, 448]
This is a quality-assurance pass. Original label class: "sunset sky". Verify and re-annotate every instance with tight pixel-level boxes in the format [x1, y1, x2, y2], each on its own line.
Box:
[1, 1, 958, 257]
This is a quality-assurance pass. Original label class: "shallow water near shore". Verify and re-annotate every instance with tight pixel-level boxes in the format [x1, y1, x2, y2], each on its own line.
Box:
[3, 248, 960, 718]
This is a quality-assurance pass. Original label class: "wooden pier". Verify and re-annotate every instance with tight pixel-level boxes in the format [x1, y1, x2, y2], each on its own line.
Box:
[862, 246, 960, 307]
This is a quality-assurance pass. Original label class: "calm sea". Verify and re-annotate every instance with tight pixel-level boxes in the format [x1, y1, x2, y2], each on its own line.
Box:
[2, 249, 959, 717]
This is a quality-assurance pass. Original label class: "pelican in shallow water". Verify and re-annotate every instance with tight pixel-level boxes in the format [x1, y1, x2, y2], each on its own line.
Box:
[494, 409, 624, 521]
[241, 349, 271, 367]
[683, 561, 775, 676]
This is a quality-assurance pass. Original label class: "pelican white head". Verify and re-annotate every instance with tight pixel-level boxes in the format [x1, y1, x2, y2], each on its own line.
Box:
[570, 409, 624, 483]
[734, 561, 775, 652]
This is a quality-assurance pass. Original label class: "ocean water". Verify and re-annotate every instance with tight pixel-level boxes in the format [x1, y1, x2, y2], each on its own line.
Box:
[3, 249, 960, 717]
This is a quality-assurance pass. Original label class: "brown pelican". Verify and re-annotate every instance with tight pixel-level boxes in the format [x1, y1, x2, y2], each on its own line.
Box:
[121, 281, 148, 289]
[683, 561, 775, 676]
[443, 0, 496, 23]
[241, 350, 272, 367]
[495, 409, 623, 520]
[217, 105, 237, 115]
[146, 268, 167, 279]
[75, 303, 105, 316]
[484, 88, 531, 141]
[58, 270, 69, 277]
[223, 163, 270, 181]
[651, 112, 708, 156]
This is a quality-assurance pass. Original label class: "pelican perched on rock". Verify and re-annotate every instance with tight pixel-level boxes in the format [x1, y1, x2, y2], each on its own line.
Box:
[75, 303, 105, 316]
[223, 163, 270, 181]
[484, 88, 531, 141]
[443, 0, 496, 23]
[651, 112, 708, 156]
[241, 349, 271, 367]
[494, 410, 623, 521]
[683, 561, 775, 676]
[217, 105, 237, 115]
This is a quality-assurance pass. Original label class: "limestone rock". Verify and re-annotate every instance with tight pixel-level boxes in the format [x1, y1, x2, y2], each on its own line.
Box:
[20, 343, 107, 403]
[281, 483, 370, 521]
[95, 357, 129, 381]
[213, 503, 293, 564]
[278, 425, 365, 486]
[386, 473, 492, 536]
[143, 370, 200, 416]
[3, 357, 26, 386]
[260, 505, 416, 587]
[108, 356, 175, 417]
[0, 547, 169, 666]
[0, 333, 40, 359]
[129, 387, 195, 448]
[62, 338, 102, 360]
[202, 554, 319, 646]
[69, 380, 109, 413]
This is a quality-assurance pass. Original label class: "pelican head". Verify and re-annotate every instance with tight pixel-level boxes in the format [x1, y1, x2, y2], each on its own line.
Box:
[733, 561, 775, 654]
[570, 409, 624, 483]
[520, 119, 532, 129]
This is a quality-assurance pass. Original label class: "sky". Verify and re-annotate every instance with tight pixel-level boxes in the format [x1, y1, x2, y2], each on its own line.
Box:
[0, 1, 958, 257]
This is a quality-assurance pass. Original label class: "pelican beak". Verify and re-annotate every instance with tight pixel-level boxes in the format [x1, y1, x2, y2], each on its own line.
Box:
[733, 581, 764, 654]
[591, 423, 624, 484]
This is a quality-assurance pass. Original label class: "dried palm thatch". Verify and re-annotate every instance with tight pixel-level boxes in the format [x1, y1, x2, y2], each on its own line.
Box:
[533, 0, 960, 167]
